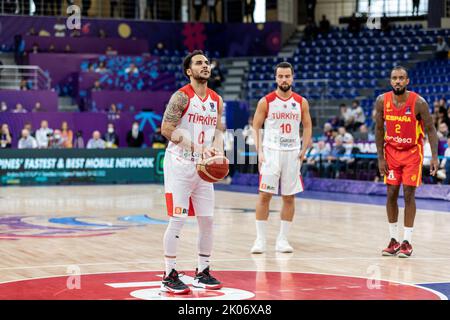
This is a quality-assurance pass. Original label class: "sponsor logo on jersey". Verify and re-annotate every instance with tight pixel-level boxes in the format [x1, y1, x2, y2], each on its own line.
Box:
[291, 102, 297, 109]
[386, 115, 412, 122]
[174, 207, 188, 216]
[411, 175, 417, 182]
[385, 135, 413, 144]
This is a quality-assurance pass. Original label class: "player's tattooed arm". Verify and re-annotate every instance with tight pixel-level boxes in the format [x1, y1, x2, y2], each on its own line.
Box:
[416, 96, 439, 176]
[374, 94, 388, 176]
[161, 91, 199, 153]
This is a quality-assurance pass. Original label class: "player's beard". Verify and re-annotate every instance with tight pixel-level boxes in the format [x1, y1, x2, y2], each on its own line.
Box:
[278, 84, 291, 92]
[392, 86, 406, 95]
[193, 71, 210, 84]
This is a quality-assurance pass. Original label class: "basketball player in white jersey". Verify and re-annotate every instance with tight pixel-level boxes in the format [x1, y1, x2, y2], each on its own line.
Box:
[160, 50, 224, 294]
[251, 62, 312, 254]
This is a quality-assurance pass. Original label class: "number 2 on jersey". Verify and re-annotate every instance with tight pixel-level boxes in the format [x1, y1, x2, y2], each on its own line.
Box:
[280, 123, 291, 134]
[395, 124, 401, 134]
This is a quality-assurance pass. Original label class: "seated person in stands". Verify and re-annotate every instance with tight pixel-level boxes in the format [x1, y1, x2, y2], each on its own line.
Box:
[126, 122, 144, 148]
[105, 46, 118, 55]
[437, 122, 449, 142]
[347, 13, 361, 35]
[339, 103, 352, 128]
[19, 79, 30, 90]
[91, 80, 102, 92]
[323, 136, 346, 178]
[54, 17, 66, 37]
[104, 123, 119, 148]
[353, 124, 374, 141]
[0, 123, 12, 149]
[348, 100, 365, 131]
[31, 43, 40, 54]
[48, 130, 65, 149]
[337, 126, 353, 143]
[36, 120, 53, 148]
[73, 130, 85, 148]
[32, 102, 45, 112]
[98, 29, 107, 38]
[125, 63, 139, 75]
[27, 27, 37, 36]
[1, 101, 8, 112]
[12, 103, 27, 113]
[150, 126, 168, 149]
[87, 62, 95, 72]
[87, 130, 106, 149]
[301, 140, 330, 178]
[380, 14, 391, 33]
[18, 129, 38, 149]
[435, 36, 449, 60]
[303, 18, 318, 41]
[61, 121, 73, 148]
[95, 61, 108, 73]
[64, 44, 73, 53]
[107, 103, 120, 120]
[48, 44, 56, 53]
[319, 15, 331, 35]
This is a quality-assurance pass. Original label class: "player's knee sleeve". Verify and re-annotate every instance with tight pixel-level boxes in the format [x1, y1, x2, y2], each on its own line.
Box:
[163, 216, 186, 256]
[197, 216, 214, 255]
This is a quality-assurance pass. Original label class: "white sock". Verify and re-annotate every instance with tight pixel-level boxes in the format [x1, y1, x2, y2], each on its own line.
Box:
[389, 222, 398, 241]
[278, 220, 292, 240]
[403, 227, 414, 243]
[198, 255, 210, 272]
[164, 257, 177, 276]
[255, 220, 267, 241]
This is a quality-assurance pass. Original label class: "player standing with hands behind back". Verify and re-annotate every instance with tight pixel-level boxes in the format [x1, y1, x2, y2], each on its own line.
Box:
[375, 66, 438, 258]
[251, 62, 312, 254]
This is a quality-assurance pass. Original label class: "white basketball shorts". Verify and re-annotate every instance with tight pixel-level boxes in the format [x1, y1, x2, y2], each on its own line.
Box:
[259, 147, 304, 196]
[164, 151, 214, 218]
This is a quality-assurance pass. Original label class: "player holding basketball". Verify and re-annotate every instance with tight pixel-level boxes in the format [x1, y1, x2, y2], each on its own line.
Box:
[375, 66, 438, 258]
[251, 62, 312, 254]
[160, 50, 224, 294]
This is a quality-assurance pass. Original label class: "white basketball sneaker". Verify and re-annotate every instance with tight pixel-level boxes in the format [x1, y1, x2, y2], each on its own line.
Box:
[251, 238, 266, 254]
[275, 237, 293, 253]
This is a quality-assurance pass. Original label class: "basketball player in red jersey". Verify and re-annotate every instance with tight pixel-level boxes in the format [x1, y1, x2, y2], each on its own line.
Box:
[251, 62, 312, 254]
[375, 66, 439, 258]
[160, 50, 224, 294]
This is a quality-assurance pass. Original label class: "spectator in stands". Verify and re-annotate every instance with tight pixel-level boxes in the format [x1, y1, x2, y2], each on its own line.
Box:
[437, 122, 449, 142]
[353, 124, 374, 142]
[105, 46, 118, 55]
[435, 36, 449, 60]
[442, 136, 450, 184]
[244, 0, 255, 23]
[70, 29, 81, 38]
[23, 122, 35, 137]
[12, 103, 27, 113]
[107, 103, 121, 120]
[104, 123, 119, 148]
[19, 79, 29, 90]
[150, 126, 168, 149]
[321, 122, 334, 146]
[1, 101, 8, 112]
[306, 0, 316, 22]
[48, 129, 65, 149]
[54, 17, 66, 37]
[412, 0, 420, 16]
[48, 44, 56, 53]
[91, 81, 102, 92]
[319, 15, 331, 35]
[32, 102, 45, 112]
[82, 0, 91, 16]
[336, 136, 359, 178]
[208, 59, 224, 92]
[61, 121, 73, 148]
[303, 18, 318, 41]
[193, 0, 204, 21]
[337, 126, 353, 143]
[338, 103, 352, 128]
[381, 14, 391, 33]
[0, 124, 12, 149]
[98, 29, 107, 39]
[126, 121, 144, 148]
[73, 130, 85, 148]
[36, 120, 53, 148]
[64, 44, 73, 53]
[95, 62, 108, 73]
[125, 63, 139, 75]
[87, 62, 95, 72]
[207, 0, 218, 23]
[31, 43, 40, 54]
[348, 13, 361, 36]
[18, 129, 38, 149]
[437, 106, 450, 128]
[87, 130, 106, 149]
[323, 136, 345, 178]
[301, 140, 330, 178]
[27, 27, 37, 36]
[349, 100, 365, 131]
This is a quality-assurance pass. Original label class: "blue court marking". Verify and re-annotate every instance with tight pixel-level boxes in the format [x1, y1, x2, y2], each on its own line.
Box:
[118, 214, 168, 225]
[48, 217, 123, 228]
[214, 184, 450, 213]
[417, 283, 450, 299]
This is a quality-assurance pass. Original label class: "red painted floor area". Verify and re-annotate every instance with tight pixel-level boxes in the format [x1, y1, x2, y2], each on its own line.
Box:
[0, 271, 442, 300]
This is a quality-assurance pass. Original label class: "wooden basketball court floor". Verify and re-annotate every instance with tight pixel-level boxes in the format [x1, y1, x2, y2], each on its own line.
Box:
[1, 184, 449, 300]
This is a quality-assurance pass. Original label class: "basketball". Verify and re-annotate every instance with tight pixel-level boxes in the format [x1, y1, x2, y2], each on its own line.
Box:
[196, 155, 230, 183]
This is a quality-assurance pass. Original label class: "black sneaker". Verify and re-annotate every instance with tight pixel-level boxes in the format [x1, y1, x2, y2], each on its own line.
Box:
[192, 267, 223, 290]
[160, 269, 191, 294]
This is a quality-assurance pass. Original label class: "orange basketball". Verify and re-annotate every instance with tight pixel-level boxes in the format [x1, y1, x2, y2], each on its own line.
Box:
[196, 155, 230, 183]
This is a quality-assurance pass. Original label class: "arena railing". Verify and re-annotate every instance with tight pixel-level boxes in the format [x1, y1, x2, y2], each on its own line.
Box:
[0, 65, 51, 90]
